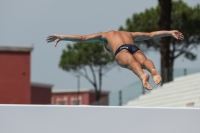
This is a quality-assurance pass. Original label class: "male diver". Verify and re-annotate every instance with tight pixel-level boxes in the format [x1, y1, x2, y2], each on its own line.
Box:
[46, 30, 184, 90]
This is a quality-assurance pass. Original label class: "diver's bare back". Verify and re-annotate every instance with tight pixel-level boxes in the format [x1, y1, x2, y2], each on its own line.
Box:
[102, 30, 135, 52]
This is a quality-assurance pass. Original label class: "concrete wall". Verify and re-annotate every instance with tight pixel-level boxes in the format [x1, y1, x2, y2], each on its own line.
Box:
[0, 105, 200, 133]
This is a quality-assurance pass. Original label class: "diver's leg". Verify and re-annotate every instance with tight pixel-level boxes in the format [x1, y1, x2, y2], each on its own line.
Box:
[133, 50, 162, 85]
[115, 50, 152, 90]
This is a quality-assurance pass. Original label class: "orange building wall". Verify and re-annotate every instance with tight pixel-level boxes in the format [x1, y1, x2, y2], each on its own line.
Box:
[89, 92, 108, 105]
[52, 92, 84, 105]
[51, 91, 109, 105]
[0, 51, 31, 104]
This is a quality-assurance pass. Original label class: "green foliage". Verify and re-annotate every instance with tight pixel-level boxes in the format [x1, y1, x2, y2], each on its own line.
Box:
[59, 42, 115, 101]
[171, 1, 200, 42]
[184, 51, 197, 61]
[119, 6, 161, 50]
[59, 42, 115, 72]
[119, 7, 160, 32]
[120, 0, 200, 60]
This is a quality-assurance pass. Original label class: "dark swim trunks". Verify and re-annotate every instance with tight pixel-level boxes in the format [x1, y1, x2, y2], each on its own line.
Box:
[115, 44, 140, 56]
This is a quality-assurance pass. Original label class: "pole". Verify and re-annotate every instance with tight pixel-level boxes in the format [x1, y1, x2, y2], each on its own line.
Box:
[184, 68, 187, 76]
[77, 75, 80, 105]
[119, 90, 122, 106]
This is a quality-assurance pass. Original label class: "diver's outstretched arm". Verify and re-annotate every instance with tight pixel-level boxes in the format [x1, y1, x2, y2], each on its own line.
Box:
[46, 32, 103, 47]
[131, 30, 184, 41]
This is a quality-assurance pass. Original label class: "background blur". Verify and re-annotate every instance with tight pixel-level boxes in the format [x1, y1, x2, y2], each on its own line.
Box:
[0, 0, 200, 106]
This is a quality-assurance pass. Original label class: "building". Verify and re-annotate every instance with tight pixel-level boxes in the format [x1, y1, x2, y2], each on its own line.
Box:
[31, 83, 53, 104]
[0, 46, 53, 104]
[52, 89, 109, 105]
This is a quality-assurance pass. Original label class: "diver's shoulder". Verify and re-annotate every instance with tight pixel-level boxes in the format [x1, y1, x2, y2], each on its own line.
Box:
[102, 30, 116, 36]
[106, 30, 130, 34]
[105, 30, 117, 34]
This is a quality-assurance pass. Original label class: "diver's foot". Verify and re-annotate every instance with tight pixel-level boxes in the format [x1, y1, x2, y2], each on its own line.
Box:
[141, 73, 152, 90]
[151, 69, 162, 85]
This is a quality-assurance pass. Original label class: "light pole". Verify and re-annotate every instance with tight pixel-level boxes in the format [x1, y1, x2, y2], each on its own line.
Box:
[76, 75, 80, 105]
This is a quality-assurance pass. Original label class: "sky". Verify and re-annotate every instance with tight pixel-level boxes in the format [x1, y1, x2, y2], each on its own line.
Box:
[0, 0, 200, 92]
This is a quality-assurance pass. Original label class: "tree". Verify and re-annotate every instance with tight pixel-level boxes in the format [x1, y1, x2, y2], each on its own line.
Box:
[59, 42, 116, 103]
[119, 0, 200, 84]
[159, 0, 172, 83]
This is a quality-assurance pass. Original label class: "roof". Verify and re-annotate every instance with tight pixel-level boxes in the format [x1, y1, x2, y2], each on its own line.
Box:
[52, 88, 110, 94]
[31, 82, 53, 88]
[0, 46, 34, 52]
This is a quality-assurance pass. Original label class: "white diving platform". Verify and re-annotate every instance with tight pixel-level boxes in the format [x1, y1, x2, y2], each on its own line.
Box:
[0, 105, 200, 133]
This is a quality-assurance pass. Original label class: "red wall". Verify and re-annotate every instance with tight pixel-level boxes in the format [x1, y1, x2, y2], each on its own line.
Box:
[0, 51, 31, 104]
[89, 92, 108, 105]
[31, 86, 51, 104]
[51, 91, 109, 105]
[52, 92, 84, 105]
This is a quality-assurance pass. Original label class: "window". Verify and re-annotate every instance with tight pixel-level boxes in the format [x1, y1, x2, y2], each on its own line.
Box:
[70, 96, 82, 105]
[56, 97, 68, 105]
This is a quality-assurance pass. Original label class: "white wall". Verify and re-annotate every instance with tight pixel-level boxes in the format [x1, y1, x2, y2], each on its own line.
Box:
[0, 105, 200, 133]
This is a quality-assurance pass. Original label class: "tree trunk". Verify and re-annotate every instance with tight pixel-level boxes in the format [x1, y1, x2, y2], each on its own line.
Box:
[159, 0, 172, 84]
[96, 90, 100, 104]
[95, 66, 103, 104]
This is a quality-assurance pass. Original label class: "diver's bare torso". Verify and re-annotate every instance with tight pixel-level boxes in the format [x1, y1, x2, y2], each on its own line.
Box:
[101, 30, 135, 53]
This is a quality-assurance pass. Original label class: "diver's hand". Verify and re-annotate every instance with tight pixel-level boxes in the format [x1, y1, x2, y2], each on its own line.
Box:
[171, 30, 184, 40]
[46, 34, 61, 47]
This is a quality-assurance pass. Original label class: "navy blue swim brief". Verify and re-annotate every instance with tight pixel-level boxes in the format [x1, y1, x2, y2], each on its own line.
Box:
[115, 44, 140, 56]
